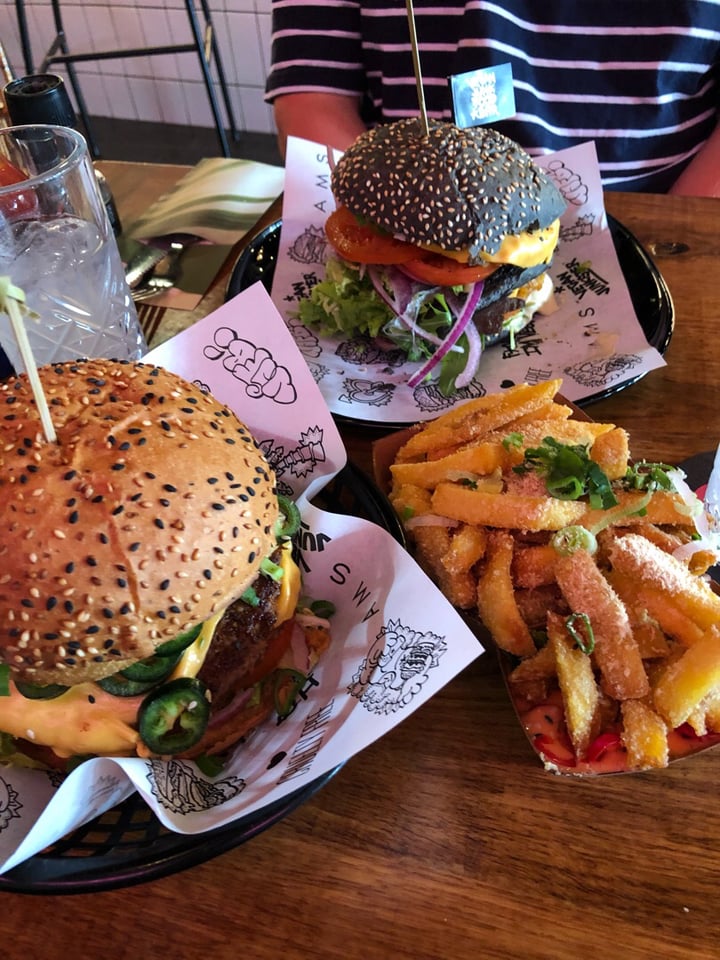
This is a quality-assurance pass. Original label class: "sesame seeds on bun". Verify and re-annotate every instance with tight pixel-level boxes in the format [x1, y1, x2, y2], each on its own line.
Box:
[330, 119, 566, 262]
[0, 359, 279, 686]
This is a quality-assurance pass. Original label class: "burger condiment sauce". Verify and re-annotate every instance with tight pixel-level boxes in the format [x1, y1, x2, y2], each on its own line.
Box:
[0, 683, 142, 758]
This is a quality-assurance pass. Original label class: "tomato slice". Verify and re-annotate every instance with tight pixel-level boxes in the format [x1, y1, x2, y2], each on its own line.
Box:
[400, 253, 498, 286]
[325, 205, 418, 264]
[236, 618, 296, 690]
[0, 156, 38, 220]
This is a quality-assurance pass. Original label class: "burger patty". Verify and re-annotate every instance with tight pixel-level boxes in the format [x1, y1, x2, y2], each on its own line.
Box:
[197, 553, 283, 711]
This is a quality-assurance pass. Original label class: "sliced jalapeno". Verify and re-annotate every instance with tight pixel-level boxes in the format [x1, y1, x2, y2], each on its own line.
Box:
[97, 673, 159, 697]
[154, 623, 202, 659]
[15, 681, 69, 700]
[119, 651, 181, 684]
[276, 494, 301, 540]
[138, 677, 211, 755]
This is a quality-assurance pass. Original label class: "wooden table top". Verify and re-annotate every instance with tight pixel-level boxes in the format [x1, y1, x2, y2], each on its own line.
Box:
[2, 161, 719, 960]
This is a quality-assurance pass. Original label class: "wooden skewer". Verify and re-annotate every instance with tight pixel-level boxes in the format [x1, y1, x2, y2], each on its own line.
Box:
[0, 278, 57, 444]
[405, 0, 429, 137]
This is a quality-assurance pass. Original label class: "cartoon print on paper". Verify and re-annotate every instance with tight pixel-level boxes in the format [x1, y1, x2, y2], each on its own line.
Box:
[554, 259, 610, 300]
[565, 353, 642, 388]
[347, 619, 448, 715]
[543, 159, 589, 207]
[147, 759, 245, 815]
[413, 379, 486, 412]
[257, 425, 327, 496]
[560, 213, 595, 243]
[286, 318, 322, 359]
[0, 775, 22, 831]
[501, 318, 544, 360]
[304, 359, 331, 385]
[338, 378, 395, 407]
[287, 225, 329, 265]
[336, 335, 407, 370]
[202, 326, 297, 403]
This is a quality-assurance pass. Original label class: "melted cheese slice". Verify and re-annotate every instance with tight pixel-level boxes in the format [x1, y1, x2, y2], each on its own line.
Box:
[0, 544, 303, 759]
[421, 218, 560, 268]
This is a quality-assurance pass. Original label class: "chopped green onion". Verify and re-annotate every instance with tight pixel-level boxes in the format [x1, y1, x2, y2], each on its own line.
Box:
[0, 665, 9, 697]
[261, 556, 284, 581]
[551, 525, 598, 556]
[503, 432, 524, 450]
[623, 460, 675, 492]
[565, 612, 595, 654]
[547, 475, 585, 500]
[516, 437, 617, 509]
[401, 505, 415, 521]
[242, 585, 260, 607]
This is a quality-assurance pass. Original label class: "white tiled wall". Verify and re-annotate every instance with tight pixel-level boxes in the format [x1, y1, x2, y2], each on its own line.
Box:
[0, 0, 277, 134]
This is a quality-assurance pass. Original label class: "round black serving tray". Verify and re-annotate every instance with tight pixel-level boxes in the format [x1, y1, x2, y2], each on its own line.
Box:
[0, 462, 403, 895]
[226, 215, 674, 410]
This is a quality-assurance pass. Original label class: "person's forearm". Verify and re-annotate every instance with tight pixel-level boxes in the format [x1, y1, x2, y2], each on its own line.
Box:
[669, 119, 720, 197]
[273, 93, 367, 158]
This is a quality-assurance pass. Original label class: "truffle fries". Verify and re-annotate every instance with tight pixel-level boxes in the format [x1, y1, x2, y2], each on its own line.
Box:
[389, 380, 719, 772]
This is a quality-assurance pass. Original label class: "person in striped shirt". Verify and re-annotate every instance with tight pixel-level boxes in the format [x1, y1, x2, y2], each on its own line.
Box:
[265, 0, 720, 195]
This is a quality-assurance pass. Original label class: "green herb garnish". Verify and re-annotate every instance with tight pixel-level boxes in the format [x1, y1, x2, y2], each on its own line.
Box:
[503, 432, 524, 451]
[516, 436, 617, 509]
[565, 612, 595, 655]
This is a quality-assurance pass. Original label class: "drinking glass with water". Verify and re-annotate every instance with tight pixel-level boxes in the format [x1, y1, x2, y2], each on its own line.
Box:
[0, 124, 146, 374]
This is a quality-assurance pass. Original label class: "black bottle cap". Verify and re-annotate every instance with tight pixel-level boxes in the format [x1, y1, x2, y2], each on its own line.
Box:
[3, 74, 78, 128]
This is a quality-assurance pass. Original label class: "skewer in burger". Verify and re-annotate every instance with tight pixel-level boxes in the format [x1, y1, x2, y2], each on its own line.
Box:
[298, 119, 567, 394]
[0, 358, 331, 770]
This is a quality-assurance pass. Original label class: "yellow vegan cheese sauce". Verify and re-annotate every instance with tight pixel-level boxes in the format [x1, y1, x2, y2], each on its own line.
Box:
[422, 218, 560, 268]
[0, 544, 302, 759]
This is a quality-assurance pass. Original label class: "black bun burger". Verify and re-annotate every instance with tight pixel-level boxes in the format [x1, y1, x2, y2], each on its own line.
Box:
[299, 118, 567, 394]
[0, 358, 330, 768]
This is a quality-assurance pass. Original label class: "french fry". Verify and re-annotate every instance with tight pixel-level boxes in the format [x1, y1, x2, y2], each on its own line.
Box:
[395, 380, 563, 462]
[609, 533, 720, 632]
[441, 524, 488, 577]
[509, 642, 556, 684]
[476, 531, 536, 657]
[621, 699, 669, 770]
[413, 526, 477, 609]
[485, 417, 615, 453]
[547, 611, 601, 758]
[512, 543, 558, 588]
[590, 427, 629, 479]
[390, 443, 505, 489]
[432, 484, 587, 531]
[652, 628, 720, 728]
[388, 482, 432, 519]
[555, 549, 649, 700]
[580, 490, 695, 532]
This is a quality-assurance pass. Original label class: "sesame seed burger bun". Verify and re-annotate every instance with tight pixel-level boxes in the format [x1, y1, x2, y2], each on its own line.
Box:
[0, 358, 279, 687]
[330, 118, 566, 264]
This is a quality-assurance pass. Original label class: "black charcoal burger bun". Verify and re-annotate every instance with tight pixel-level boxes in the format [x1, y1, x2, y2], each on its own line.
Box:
[330, 118, 566, 263]
[0, 358, 279, 687]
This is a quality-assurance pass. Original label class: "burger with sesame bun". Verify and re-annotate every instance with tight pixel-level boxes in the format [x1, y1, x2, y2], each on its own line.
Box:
[0, 358, 331, 770]
[298, 119, 566, 395]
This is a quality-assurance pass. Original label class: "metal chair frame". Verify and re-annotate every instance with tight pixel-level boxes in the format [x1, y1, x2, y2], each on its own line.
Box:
[13, 0, 239, 157]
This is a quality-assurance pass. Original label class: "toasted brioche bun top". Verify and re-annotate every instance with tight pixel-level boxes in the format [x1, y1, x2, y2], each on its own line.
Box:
[0, 359, 279, 686]
[330, 119, 566, 261]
